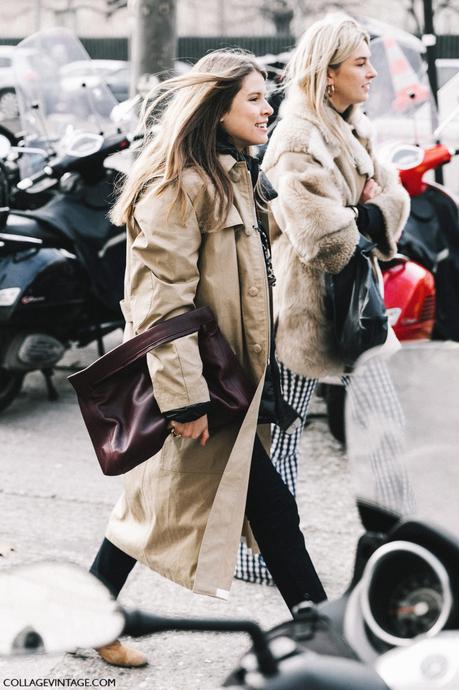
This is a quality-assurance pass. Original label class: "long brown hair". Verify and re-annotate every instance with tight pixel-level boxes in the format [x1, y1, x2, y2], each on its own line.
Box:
[110, 49, 266, 227]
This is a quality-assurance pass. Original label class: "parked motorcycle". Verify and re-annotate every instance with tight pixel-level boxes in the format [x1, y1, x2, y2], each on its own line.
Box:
[324, 144, 452, 444]
[0, 29, 136, 412]
[365, 32, 459, 347]
[323, 30, 459, 444]
[1, 343, 458, 689]
[395, 143, 459, 340]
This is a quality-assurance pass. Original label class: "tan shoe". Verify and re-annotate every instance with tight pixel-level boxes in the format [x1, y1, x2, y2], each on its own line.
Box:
[96, 639, 148, 668]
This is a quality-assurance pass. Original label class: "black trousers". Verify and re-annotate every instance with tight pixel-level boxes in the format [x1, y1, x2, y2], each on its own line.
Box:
[90, 435, 326, 611]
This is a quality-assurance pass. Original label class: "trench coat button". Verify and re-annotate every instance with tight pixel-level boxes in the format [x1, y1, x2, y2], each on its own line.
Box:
[253, 343, 262, 354]
[248, 286, 259, 297]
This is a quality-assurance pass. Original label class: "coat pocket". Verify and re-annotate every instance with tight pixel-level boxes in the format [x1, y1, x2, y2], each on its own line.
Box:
[201, 205, 244, 234]
[159, 426, 237, 474]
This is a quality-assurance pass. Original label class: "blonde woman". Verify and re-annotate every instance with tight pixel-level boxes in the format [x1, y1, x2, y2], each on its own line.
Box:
[236, 16, 411, 584]
[89, 49, 326, 669]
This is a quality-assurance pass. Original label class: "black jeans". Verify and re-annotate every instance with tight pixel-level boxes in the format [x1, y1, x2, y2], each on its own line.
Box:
[90, 435, 326, 611]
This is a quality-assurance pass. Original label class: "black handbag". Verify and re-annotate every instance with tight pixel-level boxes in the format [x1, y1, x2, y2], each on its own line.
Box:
[325, 234, 388, 368]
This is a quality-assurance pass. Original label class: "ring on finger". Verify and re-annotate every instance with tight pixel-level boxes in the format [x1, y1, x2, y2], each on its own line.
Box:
[170, 427, 182, 438]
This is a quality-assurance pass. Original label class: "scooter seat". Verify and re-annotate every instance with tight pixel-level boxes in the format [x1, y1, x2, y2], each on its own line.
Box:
[5, 212, 74, 251]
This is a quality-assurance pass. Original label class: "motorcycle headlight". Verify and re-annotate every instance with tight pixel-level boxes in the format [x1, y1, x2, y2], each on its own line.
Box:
[0, 287, 21, 307]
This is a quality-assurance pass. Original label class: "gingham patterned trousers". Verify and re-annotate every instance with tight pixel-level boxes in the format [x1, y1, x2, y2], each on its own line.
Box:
[235, 359, 415, 584]
[235, 362, 327, 584]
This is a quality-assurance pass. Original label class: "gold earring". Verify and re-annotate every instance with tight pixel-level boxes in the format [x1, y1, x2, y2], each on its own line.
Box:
[326, 83, 335, 98]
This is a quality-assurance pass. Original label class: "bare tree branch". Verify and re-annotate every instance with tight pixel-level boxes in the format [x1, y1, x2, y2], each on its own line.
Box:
[400, 0, 423, 34]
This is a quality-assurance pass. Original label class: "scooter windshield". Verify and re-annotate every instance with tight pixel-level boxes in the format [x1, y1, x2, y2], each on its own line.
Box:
[12, 28, 119, 177]
[364, 33, 438, 148]
[346, 342, 459, 538]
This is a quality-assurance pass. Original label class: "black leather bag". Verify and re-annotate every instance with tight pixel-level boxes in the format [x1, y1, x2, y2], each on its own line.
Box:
[325, 234, 388, 368]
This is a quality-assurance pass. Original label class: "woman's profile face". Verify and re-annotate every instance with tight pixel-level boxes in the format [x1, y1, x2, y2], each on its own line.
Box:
[220, 70, 273, 150]
[328, 40, 377, 112]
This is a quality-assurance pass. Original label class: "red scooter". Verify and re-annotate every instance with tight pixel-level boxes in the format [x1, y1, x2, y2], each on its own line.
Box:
[391, 142, 459, 343]
[326, 142, 459, 443]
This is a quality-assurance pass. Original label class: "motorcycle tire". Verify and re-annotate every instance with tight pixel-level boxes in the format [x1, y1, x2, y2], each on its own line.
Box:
[325, 384, 346, 445]
[0, 368, 24, 413]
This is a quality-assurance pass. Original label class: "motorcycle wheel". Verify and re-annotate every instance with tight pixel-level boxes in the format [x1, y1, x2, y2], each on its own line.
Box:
[325, 384, 346, 445]
[0, 368, 23, 413]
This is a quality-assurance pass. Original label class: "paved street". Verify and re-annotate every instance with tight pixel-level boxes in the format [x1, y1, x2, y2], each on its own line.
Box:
[0, 337, 362, 690]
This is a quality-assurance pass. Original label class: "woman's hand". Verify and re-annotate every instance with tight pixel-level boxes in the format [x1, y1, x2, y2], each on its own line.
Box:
[169, 415, 209, 447]
[359, 178, 382, 204]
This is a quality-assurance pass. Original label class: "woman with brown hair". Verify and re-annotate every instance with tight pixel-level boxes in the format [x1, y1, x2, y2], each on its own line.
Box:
[90, 49, 326, 668]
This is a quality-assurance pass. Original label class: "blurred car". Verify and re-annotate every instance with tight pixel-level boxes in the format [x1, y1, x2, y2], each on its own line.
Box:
[0, 46, 20, 122]
[60, 59, 130, 102]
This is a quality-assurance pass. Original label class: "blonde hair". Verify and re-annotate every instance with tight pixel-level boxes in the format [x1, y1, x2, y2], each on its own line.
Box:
[110, 49, 265, 227]
[285, 14, 369, 146]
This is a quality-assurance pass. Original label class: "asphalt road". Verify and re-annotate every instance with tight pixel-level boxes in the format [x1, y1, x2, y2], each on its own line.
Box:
[0, 337, 362, 690]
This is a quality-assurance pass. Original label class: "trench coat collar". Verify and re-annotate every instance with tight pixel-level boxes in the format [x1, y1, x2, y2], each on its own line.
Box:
[281, 86, 374, 177]
[219, 152, 240, 173]
[218, 152, 278, 202]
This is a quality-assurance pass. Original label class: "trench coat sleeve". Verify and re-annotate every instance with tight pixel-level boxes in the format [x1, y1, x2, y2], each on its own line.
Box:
[130, 185, 210, 413]
[369, 156, 411, 261]
[268, 150, 359, 274]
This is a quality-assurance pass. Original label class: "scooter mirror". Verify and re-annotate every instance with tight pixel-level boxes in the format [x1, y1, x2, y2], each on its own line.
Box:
[0, 134, 11, 160]
[0, 562, 124, 656]
[110, 95, 141, 125]
[63, 131, 104, 158]
[388, 144, 424, 170]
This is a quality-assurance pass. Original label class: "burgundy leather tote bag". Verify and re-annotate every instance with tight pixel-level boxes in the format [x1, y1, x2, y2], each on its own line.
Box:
[68, 307, 253, 476]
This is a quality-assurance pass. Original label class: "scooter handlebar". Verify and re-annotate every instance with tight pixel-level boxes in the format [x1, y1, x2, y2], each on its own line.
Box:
[217, 652, 390, 690]
[16, 131, 136, 190]
[122, 609, 392, 689]
[122, 608, 278, 677]
[16, 165, 54, 190]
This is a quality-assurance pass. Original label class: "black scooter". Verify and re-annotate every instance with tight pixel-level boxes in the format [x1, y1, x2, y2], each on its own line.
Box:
[0, 130, 134, 412]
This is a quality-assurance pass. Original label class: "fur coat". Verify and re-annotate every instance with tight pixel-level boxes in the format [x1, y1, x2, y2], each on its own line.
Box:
[262, 92, 410, 378]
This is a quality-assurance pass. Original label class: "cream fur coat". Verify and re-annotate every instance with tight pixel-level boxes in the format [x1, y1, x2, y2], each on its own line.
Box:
[262, 92, 410, 378]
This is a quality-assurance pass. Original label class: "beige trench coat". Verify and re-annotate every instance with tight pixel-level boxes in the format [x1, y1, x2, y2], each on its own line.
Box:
[106, 154, 271, 599]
